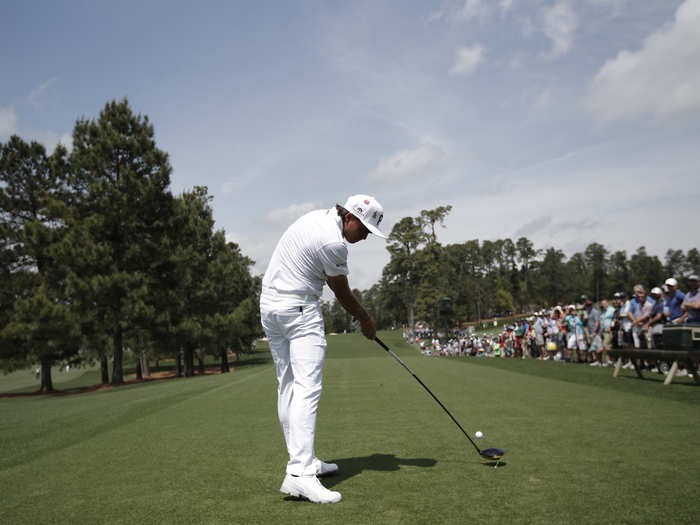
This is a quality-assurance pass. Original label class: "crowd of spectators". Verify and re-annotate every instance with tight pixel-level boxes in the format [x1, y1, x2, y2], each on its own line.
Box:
[404, 275, 700, 377]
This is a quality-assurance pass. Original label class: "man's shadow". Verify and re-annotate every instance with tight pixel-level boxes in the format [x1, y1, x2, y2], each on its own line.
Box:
[322, 453, 437, 489]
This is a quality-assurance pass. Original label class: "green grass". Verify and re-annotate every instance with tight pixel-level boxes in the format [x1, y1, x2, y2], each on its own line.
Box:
[1, 331, 699, 524]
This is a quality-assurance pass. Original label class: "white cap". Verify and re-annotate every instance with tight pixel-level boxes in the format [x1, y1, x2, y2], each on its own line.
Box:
[665, 278, 678, 287]
[690, 274, 700, 281]
[650, 287, 662, 295]
[342, 194, 387, 238]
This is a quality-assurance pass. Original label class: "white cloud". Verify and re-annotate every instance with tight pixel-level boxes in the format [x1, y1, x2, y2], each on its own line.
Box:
[369, 143, 445, 182]
[534, 88, 551, 110]
[449, 44, 485, 75]
[225, 231, 241, 246]
[225, 230, 272, 273]
[519, 15, 536, 38]
[28, 77, 58, 109]
[430, 0, 513, 24]
[443, 162, 679, 259]
[589, 0, 700, 120]
[0, 106, 18, 141]
[500, 0, 514, 16]
[27, 130, 73, 154]
[457, 0, 490, 22]
[0, 106, 71, 152]
[588, 0, 628, 14]
[426, 8, 445, 23]
[541, 2, 578, 59]
[265, 202, 320, 224]
[55, 132, 73, 153]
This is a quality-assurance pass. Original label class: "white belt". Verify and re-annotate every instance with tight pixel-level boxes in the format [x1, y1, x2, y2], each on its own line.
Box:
[261, 286, 320, 303]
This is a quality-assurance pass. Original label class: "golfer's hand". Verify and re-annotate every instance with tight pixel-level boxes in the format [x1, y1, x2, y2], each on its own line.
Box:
[359, 316, 376, 340]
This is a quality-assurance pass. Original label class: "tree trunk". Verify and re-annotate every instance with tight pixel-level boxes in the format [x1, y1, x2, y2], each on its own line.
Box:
[185, 345, 195, 377]
[141, 356, 150, 377]
[135, 358, 142, 380]
[39, 359, 54, 393]
[184, 345, 193, 377]
[197, 352, 205, 376]
[111, 326, 124, 386]
[220, 350, 230, 373]
[175, 351, 182, 377]
[100, 353, 110, 384]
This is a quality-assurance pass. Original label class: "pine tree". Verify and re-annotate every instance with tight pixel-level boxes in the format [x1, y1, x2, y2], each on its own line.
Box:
[154, 187, 215, 377]
[0, 137, 80, 391]
[200, 231, 257, 372]
[67, 99, 173, 385]
[386, 216, 428, 331]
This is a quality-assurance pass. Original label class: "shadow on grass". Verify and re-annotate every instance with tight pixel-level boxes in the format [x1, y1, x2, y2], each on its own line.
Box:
[283, 454, 437, 501]
[482, 461, 507, 468]
[322, 453, 437, 489]
[123, 356, 271, 376]
[1, 351, 273, 398]
[616, 373, 698, 386]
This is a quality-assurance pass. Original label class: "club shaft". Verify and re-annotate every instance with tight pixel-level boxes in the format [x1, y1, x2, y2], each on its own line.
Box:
[375, 337, 482, 455]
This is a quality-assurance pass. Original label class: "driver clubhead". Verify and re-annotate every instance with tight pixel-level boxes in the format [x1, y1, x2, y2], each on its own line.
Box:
[479, 447, 504, 460]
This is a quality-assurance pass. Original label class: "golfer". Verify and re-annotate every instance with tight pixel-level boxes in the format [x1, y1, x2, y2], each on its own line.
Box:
[260, 194, 386, 504]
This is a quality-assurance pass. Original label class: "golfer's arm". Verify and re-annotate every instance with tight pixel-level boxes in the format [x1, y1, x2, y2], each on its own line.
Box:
[326, 275, 370, 322]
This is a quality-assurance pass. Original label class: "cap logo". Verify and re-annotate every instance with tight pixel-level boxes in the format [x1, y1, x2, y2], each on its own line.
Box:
[364, 199, 370, 205]
[376, 213, 383, 226]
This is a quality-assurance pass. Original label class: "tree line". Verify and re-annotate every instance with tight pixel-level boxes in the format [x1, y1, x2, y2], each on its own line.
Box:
[1, 99, 259, 392]
[4, 100, 698, 391]
[323, 206, 699, 333]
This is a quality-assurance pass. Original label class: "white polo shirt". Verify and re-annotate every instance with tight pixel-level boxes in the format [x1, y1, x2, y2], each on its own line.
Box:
[262, 208, 349, 297]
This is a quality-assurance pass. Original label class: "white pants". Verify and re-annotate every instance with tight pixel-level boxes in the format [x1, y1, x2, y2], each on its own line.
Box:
[260, 291, 326, 477]
[632, 326, 640, 348]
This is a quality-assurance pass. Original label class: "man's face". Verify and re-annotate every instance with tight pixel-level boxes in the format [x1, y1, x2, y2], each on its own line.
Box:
[635, 290, 646, 302]
[343, 213, 369, 244]
[601, 299, 609, 309]
[691, 279, 699, 291]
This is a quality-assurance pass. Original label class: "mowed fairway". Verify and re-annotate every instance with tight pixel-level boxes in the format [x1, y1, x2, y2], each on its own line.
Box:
[1, 331, 699, 524]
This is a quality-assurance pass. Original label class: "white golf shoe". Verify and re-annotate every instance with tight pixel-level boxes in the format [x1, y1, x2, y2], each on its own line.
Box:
[280, 474, 342, 504]
[314, 458, 339, 476]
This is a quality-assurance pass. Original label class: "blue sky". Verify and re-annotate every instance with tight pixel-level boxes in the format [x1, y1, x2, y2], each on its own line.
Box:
[2, 0, 699, 291]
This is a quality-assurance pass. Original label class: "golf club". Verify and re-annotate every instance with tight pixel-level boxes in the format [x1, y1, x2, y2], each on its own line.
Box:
[375, 337, 504, 462]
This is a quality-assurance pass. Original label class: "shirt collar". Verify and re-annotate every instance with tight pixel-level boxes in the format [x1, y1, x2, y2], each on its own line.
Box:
[332, 208, 345, 237]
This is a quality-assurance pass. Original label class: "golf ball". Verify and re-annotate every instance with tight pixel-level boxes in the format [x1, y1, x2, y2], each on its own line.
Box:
[475, 431, 483, 438]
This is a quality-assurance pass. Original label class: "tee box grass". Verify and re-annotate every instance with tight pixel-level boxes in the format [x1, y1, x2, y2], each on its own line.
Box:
[1, 330, 699, 524]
